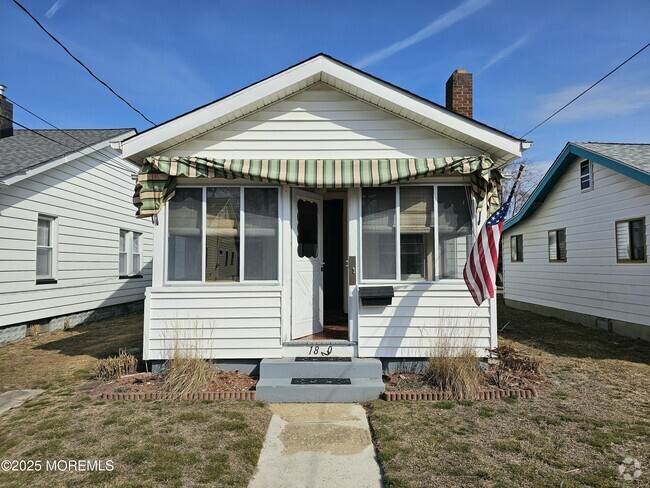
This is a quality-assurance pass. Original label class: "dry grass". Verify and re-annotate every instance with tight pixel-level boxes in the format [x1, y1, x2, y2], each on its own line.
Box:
[162, 342, 220, 397]
[28, 324, 41, 337]
[94, 349, 139, 381]
[425, 342, 481, 399]
[368, 298, 650, 488]
[0, 313, 272, 488]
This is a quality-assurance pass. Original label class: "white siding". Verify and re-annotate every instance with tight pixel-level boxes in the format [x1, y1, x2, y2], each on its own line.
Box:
[503, 159, 650, 327]
[144, 287, 283, 360]
[162, 84, 481, 160]
[0, 148, 153, 327]
[357, 283, 493, 357]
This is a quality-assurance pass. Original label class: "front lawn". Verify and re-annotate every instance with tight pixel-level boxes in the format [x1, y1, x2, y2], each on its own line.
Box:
[367, 300, 650, 487]
[0, 313, 272, 488]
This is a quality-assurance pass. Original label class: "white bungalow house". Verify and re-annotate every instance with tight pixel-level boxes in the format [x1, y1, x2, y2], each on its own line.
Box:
[118, 54, 529, 400]
[503, 142, 650, 341]
[0, 87, 153, 342]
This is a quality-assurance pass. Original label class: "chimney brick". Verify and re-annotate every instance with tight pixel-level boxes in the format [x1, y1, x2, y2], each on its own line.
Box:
[445, 69, 473, 118]
[0, 85, 13, 138]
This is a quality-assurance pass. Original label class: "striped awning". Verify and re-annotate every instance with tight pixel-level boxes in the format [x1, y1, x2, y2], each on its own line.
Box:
[133, 155, 503, 218]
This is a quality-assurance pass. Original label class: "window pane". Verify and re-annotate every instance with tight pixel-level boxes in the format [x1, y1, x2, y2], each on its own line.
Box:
[168, 188, 203, 281]
[297, 199, 318, 258]
[36, 248, 52, 277]
[132, 233, 140, 254]
[119, 230, 126, 252]
[438, 187, 473, 278]
[132, 254, 140, 274]
[362, 188, 396, 279]
[399, 187, 433, 281]
[630, 219, 645, 260]
[245, 188, 278, 280]
[616, 221, 630, 260]
[558, 229, 567, 261]
[119, 252, 127, 275]
[37, 218, 51, 246]
[206, 187, 240, 282]
[548, 231, 557, 260]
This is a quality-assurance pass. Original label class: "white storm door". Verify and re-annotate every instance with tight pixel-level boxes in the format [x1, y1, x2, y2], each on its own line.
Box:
[291, 189, 323, 340]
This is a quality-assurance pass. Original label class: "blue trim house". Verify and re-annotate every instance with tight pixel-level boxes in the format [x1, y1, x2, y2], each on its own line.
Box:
[503, 142, 650, 341]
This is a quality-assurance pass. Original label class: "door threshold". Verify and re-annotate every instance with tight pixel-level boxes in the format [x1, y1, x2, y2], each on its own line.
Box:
[284, 340, 357, 346]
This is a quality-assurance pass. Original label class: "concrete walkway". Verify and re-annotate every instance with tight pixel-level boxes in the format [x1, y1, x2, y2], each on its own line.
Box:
[0, 390, 44, 415]
[249, 403, 383, 488]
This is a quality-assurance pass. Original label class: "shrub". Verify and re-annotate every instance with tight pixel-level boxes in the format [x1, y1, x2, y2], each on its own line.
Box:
[425, 332, 481, 399]
[94, 349, 138, 381]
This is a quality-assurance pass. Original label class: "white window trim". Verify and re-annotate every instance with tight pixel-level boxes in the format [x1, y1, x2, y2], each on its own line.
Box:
[164, 185, 282, 286]
[36, 214, 58, 283]
[580, 159, 593, 192]
[358, 183, 475, 284]
[119, 229, 143, 278]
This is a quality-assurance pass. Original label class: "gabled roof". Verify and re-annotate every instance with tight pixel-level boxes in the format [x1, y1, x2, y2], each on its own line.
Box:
[0, 128, 134, 180]
[504, 142, 650, 232]
[120, 53, 530, 165]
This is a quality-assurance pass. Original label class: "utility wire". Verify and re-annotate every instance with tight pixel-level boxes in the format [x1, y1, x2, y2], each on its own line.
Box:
[12, 0, 156, 126]
[520, 42, 650, 139]
[0, 114, 134, 176]
[6, 96, 134, 172]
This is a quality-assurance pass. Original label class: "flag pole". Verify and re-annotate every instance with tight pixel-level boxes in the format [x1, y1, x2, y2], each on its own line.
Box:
[504, 163, 525, 208]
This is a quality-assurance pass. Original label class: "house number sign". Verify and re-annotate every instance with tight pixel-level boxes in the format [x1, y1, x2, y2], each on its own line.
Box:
[308, 345, 333, 356]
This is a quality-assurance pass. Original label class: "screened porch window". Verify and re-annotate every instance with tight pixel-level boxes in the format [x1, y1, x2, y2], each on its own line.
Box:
[167, 187, 280, 282]
[361, 185, 474, 281]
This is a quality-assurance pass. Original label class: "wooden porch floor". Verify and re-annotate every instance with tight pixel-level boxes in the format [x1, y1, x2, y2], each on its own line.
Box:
[295, 312, 348, 341]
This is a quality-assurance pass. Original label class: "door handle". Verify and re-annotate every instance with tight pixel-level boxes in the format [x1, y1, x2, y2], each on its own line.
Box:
[321, 262, 325, 272]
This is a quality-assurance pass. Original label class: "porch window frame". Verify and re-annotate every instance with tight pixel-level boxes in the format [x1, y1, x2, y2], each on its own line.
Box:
[359, 183, 475, 284]
[164, 184, 282, 286]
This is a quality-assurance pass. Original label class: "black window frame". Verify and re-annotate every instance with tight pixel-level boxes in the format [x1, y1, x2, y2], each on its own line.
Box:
[616, 217, 647, 263]
[548, 228, 567, 262]
[580, 160, 593, 191]
[510, 234, 524, 262]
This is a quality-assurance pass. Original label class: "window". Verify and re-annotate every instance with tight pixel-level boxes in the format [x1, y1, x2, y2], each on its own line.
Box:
[616, 218, 646, 263]
[36, 215, 56, 282]
[510, 235, 524, 262]
[548, 229, 567, 262]
[167, 187, 280, 282]
[580, 160, 593, 191]
[119, 229, 143, 278]
[297, 199, 318, 258]
[361, 185, 474, 281]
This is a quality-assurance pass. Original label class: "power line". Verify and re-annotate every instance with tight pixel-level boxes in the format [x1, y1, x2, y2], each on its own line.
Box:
[6, 96, 134, 172]
[520, 42, 650, 138]
[0, 114, 134, 176]
[12, 0, 156, 126]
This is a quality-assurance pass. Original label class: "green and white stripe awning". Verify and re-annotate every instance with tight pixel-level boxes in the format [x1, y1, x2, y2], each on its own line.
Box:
[133, 155, 503, 218]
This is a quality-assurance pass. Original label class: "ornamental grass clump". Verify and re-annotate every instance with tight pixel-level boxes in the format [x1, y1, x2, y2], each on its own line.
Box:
[94, 348, 138, 381]
[162, 339, 220, 398]
[425, 332, 481, 399]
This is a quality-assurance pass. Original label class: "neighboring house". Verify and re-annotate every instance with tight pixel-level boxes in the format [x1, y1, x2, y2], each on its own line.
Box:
[0, 88, 153, 342]
[503, 142, 650, 341]
[117, 54, 529, 400]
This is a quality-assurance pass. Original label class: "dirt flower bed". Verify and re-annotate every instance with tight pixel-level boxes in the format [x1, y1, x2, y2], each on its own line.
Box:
[89, 370, 257, 398]
[384, 341, 543, 397]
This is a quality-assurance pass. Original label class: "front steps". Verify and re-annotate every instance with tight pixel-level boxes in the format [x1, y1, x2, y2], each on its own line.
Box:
[256, 357, 385, 403]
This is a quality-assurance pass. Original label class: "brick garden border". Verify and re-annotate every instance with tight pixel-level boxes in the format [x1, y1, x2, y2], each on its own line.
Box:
[383, 387, 537, 401]
[101, 391, 257, 401]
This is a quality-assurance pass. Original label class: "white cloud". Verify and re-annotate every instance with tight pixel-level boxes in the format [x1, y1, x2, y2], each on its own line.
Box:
[355, 0, 492, 68]
[479, 35, 530, 73]
[45, 0, 67, 18]
[534, 76, 650, 123]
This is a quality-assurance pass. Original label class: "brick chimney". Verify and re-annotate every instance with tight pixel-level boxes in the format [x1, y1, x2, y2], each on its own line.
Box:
[0, 85, 13, 138]
[445, 69, 473, 118]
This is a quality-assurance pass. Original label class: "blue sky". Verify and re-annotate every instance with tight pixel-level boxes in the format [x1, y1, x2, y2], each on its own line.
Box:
[1, 0, 649, 167]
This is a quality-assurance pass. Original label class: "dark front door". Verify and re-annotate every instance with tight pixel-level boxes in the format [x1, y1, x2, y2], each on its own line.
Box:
[323, 199, 344, 319]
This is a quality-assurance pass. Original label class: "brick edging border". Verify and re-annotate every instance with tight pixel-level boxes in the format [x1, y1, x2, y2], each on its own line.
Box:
[383, 387, 538, 401]
[100, 391, 257, 401]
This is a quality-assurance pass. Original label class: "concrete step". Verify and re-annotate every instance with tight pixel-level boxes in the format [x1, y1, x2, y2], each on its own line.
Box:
[256, 378, 385, 403]
[260, 357, 382, 380]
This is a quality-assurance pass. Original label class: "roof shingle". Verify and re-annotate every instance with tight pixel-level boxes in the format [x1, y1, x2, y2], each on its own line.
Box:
[0, 128, 132, 179]
[572, 142, 650, 176]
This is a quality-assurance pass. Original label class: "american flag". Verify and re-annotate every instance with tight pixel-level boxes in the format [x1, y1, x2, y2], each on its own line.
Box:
[463, 198, 512, 306]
